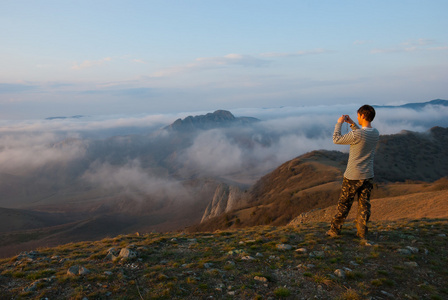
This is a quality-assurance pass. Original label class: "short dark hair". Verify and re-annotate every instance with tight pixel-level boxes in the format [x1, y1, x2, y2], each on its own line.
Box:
[358, 105, 376, 122]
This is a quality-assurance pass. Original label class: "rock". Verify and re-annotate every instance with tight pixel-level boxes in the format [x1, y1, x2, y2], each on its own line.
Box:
[334, 269, 346, 278]
[397, 249, 412, 255]
[309, 251, 325, 258]
[295, 248, 307, 254]
[241, 256, 255, 260]
[23, 281, 38, 292]
[254, 276, 268, 282]
[203, 263, 213, 269]
[201, 183, 247, 223]
[227, 249, 244, 256]
[119, 248, 137, 259]
[276, 244, 292, 250]
[437, 233, 446, 237]
[381, 290, 394, 298]
[404, 262, 419, 267]
[67, 265, 90, 276]
[255, 252, 264, 257]
[405, 246, 419, 253]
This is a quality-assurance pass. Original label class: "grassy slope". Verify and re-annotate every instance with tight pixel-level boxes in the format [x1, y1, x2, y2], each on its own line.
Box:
[0, 219, 447, 299]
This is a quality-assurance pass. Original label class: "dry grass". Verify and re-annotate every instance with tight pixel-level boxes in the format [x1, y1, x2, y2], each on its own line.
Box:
[1, 219, 447, 299]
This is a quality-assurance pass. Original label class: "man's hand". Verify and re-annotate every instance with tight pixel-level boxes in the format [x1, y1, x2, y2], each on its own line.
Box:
[338, 115, 354, 125]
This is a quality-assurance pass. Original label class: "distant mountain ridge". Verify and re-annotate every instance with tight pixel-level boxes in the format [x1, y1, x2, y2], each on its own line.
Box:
[373, 99, 448, 109]
[165, 109, 259, 131]
[45, 115, 85, 120]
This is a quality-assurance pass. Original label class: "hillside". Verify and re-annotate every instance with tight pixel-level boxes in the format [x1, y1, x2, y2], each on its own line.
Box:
[1, 218, 447, 299]
[191, 127, 448, 232]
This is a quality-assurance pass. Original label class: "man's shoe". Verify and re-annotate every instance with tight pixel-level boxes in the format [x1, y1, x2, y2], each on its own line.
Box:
[326, 230, 339, 238]
[360, 239, 373, 246]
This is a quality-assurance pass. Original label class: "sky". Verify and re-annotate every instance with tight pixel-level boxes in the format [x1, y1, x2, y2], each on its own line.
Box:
[1, 0, 448, 120]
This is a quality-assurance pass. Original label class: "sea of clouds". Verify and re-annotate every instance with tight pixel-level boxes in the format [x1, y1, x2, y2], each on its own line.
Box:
[1, 103, 447, 204]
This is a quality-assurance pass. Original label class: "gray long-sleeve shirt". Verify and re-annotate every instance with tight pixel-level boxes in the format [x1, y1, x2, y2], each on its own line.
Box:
[333, 122, 379, 180]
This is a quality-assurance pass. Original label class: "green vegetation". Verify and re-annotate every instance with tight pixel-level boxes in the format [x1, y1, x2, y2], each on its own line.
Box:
[0, 219, 447, 299]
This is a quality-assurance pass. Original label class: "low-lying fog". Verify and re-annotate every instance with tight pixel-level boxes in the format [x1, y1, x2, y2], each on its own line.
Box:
[1, 103, 447, 207]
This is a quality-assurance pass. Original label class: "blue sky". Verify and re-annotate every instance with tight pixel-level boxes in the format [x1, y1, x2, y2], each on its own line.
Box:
[1, 0, 448, 120]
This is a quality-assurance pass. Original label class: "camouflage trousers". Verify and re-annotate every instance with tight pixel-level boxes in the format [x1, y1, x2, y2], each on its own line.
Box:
[330, 177, 374, 238]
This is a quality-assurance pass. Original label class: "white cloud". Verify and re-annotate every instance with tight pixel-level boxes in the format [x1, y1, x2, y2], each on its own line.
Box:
[72, 57, 112, 70]
[82, 159, 189, 201]
[401, 38, 436, 46]
[150, 54, 267, 78]
[260, 48, 331, 58]
[371, 38, 446, 54]
[0, 132, 86, 175]
[132, 59, 146, 64]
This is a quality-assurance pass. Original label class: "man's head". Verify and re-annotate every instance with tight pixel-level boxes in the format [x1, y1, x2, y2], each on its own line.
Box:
[357, 105, 376, 122]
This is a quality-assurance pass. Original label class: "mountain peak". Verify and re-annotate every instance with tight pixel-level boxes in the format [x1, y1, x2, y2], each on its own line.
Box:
[166, 110, 259, 131]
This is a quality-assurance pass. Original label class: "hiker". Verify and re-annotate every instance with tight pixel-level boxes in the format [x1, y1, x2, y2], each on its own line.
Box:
[327, 105, 379, 241]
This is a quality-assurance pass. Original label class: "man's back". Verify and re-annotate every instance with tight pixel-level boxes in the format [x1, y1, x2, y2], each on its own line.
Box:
[333, 123, 379, 180]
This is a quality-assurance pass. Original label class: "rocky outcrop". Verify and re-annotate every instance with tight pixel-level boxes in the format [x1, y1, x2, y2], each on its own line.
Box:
[201, 183, 247, 223]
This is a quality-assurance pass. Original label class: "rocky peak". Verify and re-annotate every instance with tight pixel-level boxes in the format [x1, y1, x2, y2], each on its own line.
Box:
[166, 110, 259, 131]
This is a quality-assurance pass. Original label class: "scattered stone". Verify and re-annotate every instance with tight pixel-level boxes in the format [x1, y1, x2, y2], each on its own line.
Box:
[405, 246, 419, 253]
[241, 256, 255, 260]
[381, 290, 394, 298]
[437, 233, 446, 237]
[295, 248, 307, 254]
[309, 251, 325, 258]
[397, 248, 412, 255]
[67, 265, 90, 276]
[119, 248, 137, 259]
[203, 263, 213, 269]
[254, 276, 268, 283]
[227, 249, 244, 256]
[334, 269, 346, 278]
[17, 251, 41, 262]
[297, 264, 315, 270]
[23, 281, 38, 292]
[404, 262, 419, 267]
[255, 252, 264, 257]
[349, 261, 359, 266]
[276, 244, 292, 250]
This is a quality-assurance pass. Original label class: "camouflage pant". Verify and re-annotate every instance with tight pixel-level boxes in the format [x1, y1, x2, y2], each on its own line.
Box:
[330, 177, 373, 238]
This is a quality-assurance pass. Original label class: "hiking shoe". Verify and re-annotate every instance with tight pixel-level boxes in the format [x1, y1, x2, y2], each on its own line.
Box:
[326, 230, 339, 238]
[360, 239, 373, 246]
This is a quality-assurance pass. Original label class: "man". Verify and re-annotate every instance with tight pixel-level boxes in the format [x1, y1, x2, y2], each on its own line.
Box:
[327, 105, 379, 243]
